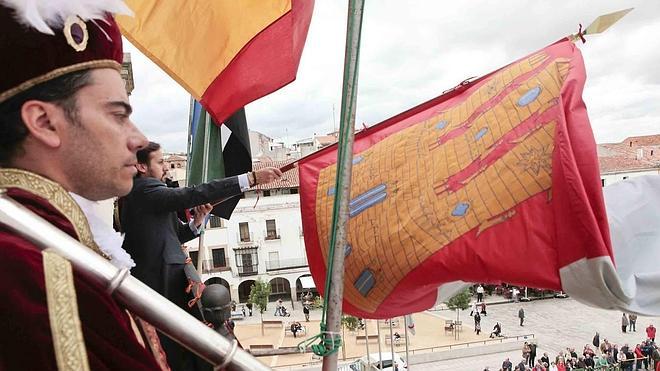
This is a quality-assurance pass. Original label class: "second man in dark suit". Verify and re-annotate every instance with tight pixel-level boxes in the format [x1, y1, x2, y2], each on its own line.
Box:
[121, 141, 281, 370]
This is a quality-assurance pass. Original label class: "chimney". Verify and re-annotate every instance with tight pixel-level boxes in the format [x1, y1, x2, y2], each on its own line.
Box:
[636, 148, 644, 160]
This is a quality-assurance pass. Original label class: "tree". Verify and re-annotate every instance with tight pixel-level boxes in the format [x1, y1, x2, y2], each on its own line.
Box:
[341, 315, 360, 332]
[249, 279, 271, 335]
[445, 288, 471, 340]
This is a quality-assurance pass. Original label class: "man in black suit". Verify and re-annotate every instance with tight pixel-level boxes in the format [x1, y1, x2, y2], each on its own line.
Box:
[121, 141, 281, 370]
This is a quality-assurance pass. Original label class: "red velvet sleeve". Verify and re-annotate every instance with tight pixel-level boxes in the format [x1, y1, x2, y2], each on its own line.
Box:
[0, 230, 161, 370]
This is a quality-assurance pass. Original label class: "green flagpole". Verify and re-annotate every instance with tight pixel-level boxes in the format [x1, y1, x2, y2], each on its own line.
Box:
[321, 0, 365, 369]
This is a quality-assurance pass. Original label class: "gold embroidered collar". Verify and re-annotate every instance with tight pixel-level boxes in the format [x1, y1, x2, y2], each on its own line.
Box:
[0, 168, 107, 258]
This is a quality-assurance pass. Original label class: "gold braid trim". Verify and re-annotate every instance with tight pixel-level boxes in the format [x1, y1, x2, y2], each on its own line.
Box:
[0, 168, 108, 258]
[0, 59, 121, 104]
[43, 249, 91, 371]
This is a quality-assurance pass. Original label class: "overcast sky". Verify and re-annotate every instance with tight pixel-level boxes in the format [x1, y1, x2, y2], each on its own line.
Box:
[124, 1, 660, 153]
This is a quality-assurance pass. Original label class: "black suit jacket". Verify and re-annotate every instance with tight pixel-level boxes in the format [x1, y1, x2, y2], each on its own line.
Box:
[120, 176, 242, 296]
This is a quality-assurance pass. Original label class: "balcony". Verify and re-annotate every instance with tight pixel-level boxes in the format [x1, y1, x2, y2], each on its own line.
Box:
[237, 232, 254, 244]
[264, 228, 281, 241]
[265, 258, 308, 272]
[200, 259, 230, 274]
[237, 264, 258, 277]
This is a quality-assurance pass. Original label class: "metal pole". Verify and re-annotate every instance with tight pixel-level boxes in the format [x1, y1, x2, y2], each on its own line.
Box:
[196, 111, 212, 273]
[0, 194, 269, 371]
[403, 316, 411, 370]
[341, 321, 346, 360]
[388, 319, 395, 367]
[321, 0, 365, 370]
[364, 320, 371, 368]
[376, 320, 383, 369]
[186, 97, 194, 176]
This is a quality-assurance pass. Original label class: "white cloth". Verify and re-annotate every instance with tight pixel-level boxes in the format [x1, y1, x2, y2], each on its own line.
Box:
[69, 193, 135, 269]
[560, 175, 660, 315]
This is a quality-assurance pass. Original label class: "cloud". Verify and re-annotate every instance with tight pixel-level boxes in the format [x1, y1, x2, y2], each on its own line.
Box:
[127, 0, 660, 152]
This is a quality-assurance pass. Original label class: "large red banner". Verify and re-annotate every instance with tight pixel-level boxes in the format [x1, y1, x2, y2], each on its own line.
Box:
[299, 39, 613, 318]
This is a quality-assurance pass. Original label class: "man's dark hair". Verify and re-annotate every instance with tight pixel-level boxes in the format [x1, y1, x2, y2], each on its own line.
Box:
[136, 141, 161, 165]
[0, 69, 92, 166]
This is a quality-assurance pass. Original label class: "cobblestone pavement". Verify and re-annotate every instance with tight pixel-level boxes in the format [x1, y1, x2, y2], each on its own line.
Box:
[415, 297, 659, 370]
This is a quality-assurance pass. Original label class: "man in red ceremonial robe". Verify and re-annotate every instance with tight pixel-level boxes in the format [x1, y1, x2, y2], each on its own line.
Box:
[0, 2, 164, 370]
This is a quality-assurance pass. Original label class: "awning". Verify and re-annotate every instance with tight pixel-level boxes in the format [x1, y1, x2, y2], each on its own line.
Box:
[300, 276, 316, 289]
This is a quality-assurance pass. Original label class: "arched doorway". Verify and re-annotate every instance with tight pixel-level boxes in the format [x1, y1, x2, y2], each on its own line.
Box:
[238, 280, 255, 303]
[204, 277, 231, 301]
[268, 277, 291, 302]
[296, 274, 318, 300]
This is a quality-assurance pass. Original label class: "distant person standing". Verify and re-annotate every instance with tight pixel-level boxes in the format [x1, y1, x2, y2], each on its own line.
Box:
[629, 313, 637, 332]
[470, 301, 478, 316]
[275, 298, 283, 316]
[480, 302, 488, 316]
[522, 342, 531, 366]
[528, 342, 537, 368]
[647, 324, 657, 341]
[519, 307, 525, 326]
[303, 304, 310, 322]
[541, 352, 550, 368]
[622, 313, 629, 333]
[512, 287, 520, 302]
[502, 358, 513, 371]
[476, 284, 485, 303]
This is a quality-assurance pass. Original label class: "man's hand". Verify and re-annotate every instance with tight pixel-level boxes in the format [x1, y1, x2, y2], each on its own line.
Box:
[252, 167, 283, 186]
[192, 203, 213, 228]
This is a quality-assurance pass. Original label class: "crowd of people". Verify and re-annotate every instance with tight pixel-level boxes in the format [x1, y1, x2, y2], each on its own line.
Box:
[494, 324, 660, 371]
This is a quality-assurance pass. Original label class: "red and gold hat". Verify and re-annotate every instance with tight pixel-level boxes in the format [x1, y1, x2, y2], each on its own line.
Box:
[0, 1, 132, 103]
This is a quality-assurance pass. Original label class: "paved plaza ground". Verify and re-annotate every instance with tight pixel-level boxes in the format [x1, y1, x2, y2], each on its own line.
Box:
[232, 295, 659, 370]
[391, 297, 659, 370]
[233, 301, 485, 369]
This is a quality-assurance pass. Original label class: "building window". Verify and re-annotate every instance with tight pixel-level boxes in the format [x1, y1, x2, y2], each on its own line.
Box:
[263, 190, 271, 197]
[176, 163, 181, 168]
[265, 219, 279, 240]
[189, 251, 199, 267]
[235, 247, 258, 276]
[601, 179, 605, 187]
[211, 248, 227, 268]
[290, 188, 299, 194]
[239, 222, 250, 242]
[170, 163, 175, 169]
[209, 215, 224, 229]
[270, 277, 288, 294]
